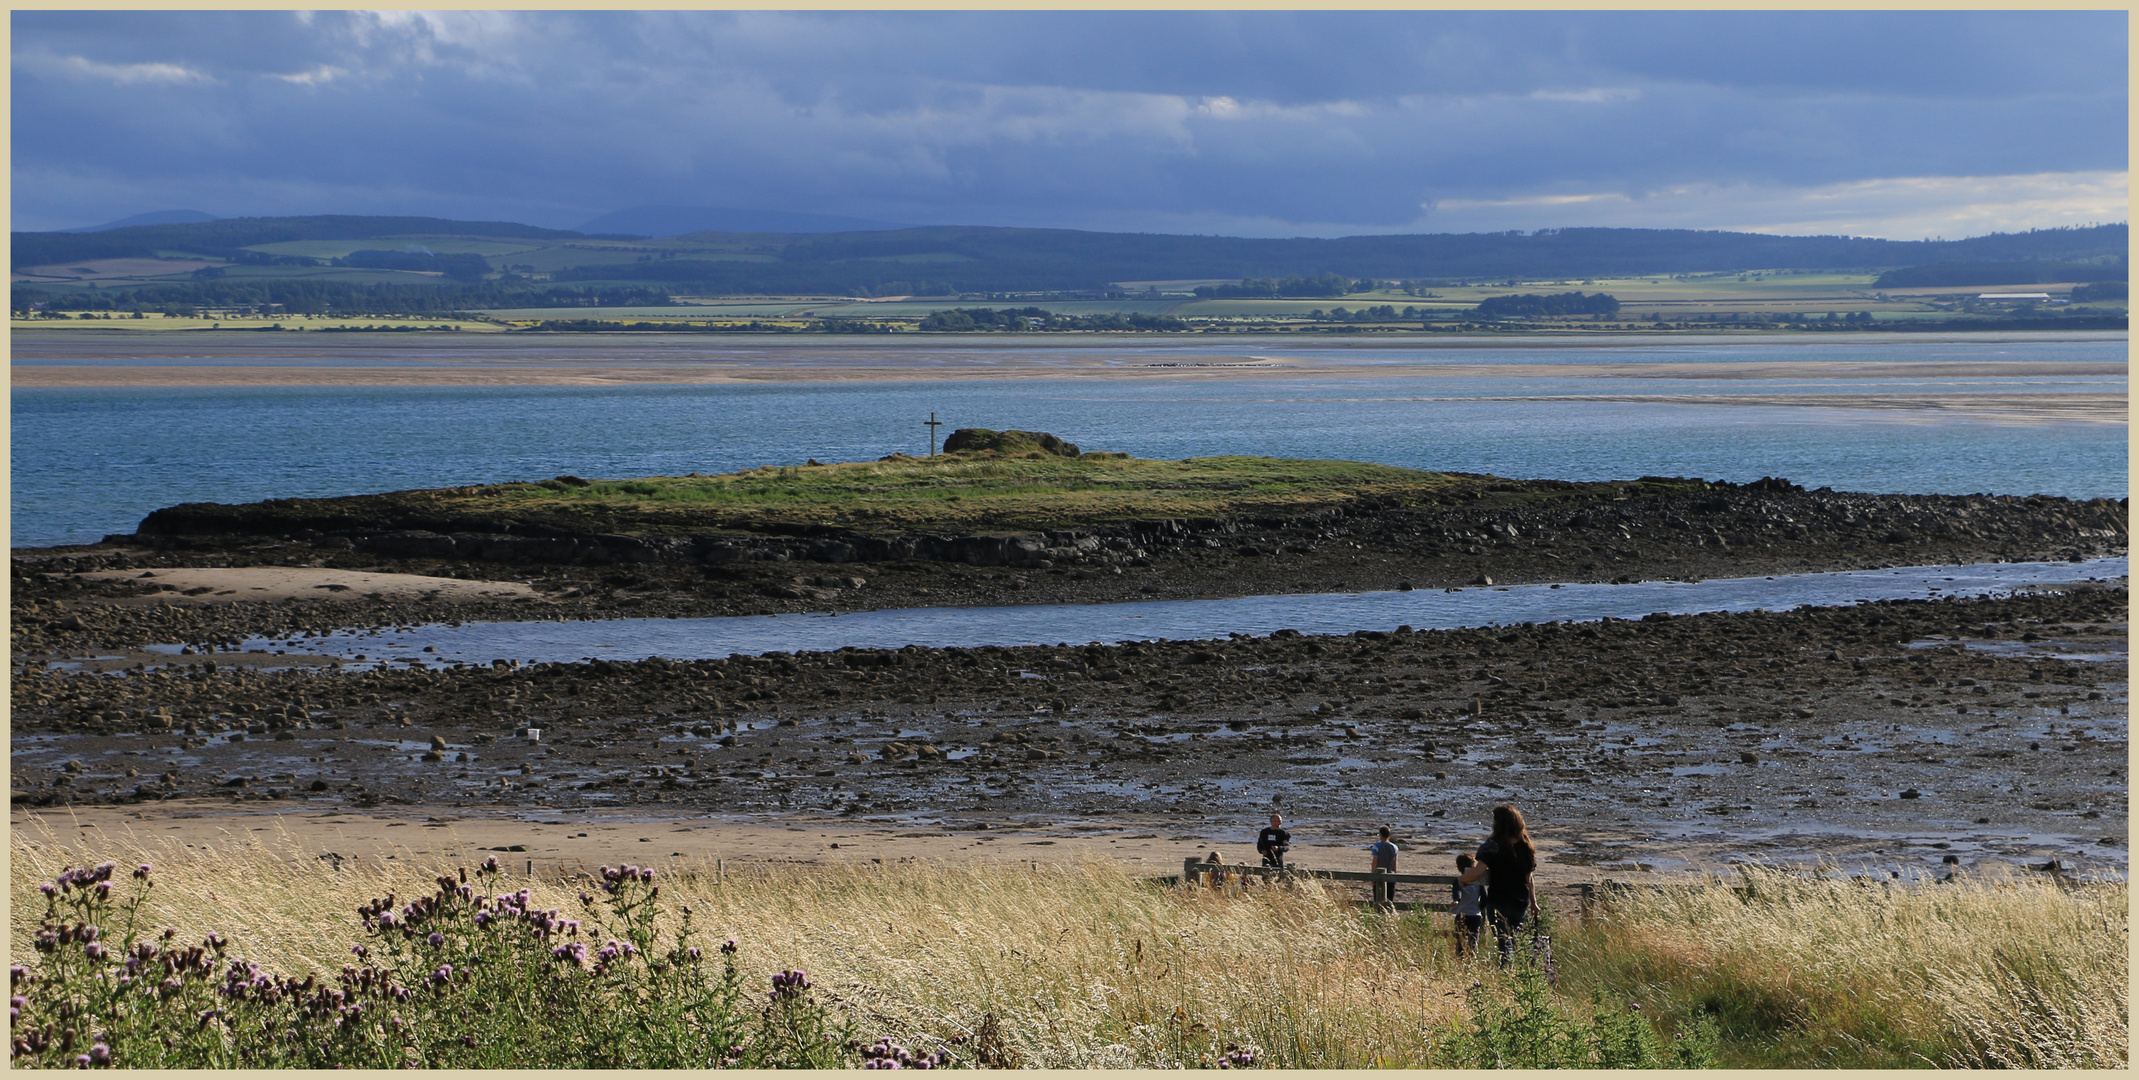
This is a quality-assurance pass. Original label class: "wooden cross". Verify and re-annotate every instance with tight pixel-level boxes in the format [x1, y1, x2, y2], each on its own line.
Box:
[925, 412, 943, 456]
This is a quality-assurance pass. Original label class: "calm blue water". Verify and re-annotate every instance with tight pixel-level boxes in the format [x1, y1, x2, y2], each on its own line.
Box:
[208, 558, 2126, 668]
[11, 336, 2126, 548]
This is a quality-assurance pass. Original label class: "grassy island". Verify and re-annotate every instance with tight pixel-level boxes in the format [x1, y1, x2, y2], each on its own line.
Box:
[136, 436, 1728, 540]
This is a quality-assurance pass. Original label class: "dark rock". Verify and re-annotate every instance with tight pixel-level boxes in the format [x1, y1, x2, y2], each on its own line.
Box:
[940, 428, 1080, 457]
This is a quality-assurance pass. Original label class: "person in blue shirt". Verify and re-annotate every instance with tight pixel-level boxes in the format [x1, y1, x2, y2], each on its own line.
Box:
[1366, 825, 1399, 908]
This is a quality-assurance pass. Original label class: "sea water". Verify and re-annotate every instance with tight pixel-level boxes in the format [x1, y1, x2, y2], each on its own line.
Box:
[11, 334, 2126, 547]
[208, 557, 2125, 669]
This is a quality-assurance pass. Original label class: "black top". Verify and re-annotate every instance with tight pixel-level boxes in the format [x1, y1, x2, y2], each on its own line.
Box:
[1475, 837, 1535, 912]
[1256, 826, 1292, 856]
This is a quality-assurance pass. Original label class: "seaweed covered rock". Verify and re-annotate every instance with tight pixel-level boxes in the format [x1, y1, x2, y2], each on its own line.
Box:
[940, 428, 1080, 457]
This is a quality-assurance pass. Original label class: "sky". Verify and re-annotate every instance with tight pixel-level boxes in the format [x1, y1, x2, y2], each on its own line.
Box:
[11, 10, 2129, 240]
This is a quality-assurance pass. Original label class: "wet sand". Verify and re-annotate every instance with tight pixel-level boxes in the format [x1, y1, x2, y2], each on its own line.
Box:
[75, 567, 543, 605]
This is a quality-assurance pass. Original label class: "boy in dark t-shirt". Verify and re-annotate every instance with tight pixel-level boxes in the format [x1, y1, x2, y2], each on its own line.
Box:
[1256, 812, 1292, 869]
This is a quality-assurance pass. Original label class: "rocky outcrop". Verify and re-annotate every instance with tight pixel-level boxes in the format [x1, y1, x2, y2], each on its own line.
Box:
[940, 428, 1080, 457]
[130, 482, 2126, 576]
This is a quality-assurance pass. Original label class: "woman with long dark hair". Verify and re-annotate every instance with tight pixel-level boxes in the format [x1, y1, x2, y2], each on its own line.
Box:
[1455, 803, 1539, 965]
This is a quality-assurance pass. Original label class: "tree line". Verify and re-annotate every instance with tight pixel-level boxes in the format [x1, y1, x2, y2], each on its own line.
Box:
[916, 307, 1188, 331]
[1472, 292, 1622, 318]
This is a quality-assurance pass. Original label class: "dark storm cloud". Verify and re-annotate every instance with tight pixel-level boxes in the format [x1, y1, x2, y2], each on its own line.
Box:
[10, 11, 2126, 237]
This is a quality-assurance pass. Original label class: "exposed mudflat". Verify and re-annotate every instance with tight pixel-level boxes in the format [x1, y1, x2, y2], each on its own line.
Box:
[13, 477, 2127, 886]
[13, 580, 2125, 886]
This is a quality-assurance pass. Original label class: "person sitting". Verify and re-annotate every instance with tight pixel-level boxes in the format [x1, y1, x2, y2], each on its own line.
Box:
[1201, 850, 1231, 889]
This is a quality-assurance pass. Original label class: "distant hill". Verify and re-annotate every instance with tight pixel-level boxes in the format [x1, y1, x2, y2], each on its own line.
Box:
[11, 212, 2126, 315]
[59, 209, 219, 233]
[577, 205, 910, 238]
[11, 215, 614, 269]
[546, 222, 2132, 295]
[1873, 258, 2128, 288]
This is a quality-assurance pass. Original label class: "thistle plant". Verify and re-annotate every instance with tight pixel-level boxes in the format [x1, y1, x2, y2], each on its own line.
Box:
[9, 860, 856, 1068]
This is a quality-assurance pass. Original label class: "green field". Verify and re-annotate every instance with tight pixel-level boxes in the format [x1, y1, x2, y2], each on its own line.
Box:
[11, 313, 506, 332]
[479, 298, 1198, 320]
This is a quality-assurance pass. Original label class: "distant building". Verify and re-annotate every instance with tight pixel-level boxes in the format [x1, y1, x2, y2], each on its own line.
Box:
[1976, 293, 2051, 300]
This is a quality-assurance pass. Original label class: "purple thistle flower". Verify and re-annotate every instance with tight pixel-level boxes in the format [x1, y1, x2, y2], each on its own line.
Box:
[351, 944, 367, 959]
[204, 932, 225, 951]
[431, 965, 453, 984]
[687, 946, 702, 961]
[74, 1054, 92, 1068]
[84, 942, 107, 961]
[93, 882, 112, 901]
[133, 864, 152, 881]
[426, 932, 445, 948]
[721, 938, 738, 955]
[482, 856, 499, 874]
[38, 884, 56, 897]
[8, 966, 25, 984]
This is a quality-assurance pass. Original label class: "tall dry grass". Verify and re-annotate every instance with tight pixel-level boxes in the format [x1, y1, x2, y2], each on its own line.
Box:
[12, 821, 2125, 1068]
[11, 822, 1475, 1068]
[1560, 865, 2128, 1068]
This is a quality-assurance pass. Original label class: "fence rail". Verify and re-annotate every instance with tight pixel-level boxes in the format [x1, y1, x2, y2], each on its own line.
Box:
[1182, 858, 1458, 887]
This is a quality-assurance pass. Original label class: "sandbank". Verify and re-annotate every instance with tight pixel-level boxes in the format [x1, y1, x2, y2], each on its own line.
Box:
[76, 567, 544, 604]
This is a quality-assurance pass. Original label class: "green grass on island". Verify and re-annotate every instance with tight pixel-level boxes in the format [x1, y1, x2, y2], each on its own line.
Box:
[148, 441, 1714, 538]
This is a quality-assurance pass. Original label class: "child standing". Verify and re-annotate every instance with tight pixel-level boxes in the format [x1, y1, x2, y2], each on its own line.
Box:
[1450, 853, 1484, 956]
[1366, 826, 1400, 908]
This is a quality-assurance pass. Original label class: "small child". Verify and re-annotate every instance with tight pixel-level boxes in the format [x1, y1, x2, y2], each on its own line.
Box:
[1450, 853, 1484, 957]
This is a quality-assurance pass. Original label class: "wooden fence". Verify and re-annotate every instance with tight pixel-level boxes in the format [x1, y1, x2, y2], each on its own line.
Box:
[1180, 858, 1633, 918]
